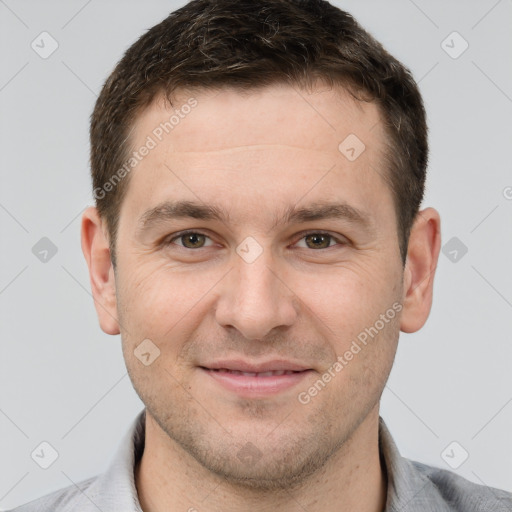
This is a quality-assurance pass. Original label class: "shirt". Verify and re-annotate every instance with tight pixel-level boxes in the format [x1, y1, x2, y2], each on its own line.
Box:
[8, 409, 512, 511]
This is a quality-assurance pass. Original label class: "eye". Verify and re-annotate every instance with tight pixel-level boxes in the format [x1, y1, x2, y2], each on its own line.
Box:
[167, 231, 214, 249]
[165, 230, 347, 251]
[294, 231, 346, 250]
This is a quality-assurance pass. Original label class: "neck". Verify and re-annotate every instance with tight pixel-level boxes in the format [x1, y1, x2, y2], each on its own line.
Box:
[135, 406, 387, 512]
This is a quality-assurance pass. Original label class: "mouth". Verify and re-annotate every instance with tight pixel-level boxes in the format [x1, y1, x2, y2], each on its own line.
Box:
[199, 360, 314, 397]
[208, 368, 304, 377]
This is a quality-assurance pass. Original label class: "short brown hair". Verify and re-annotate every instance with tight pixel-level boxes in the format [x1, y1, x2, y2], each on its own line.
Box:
[90, 0, 427, 267]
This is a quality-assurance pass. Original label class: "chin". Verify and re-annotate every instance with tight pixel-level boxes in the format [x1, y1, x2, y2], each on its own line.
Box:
[176, 428, 341, 492]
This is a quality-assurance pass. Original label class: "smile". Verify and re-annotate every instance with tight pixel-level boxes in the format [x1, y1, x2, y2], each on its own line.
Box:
[200, 364, 313, 397]
[210, 368, 302, 377]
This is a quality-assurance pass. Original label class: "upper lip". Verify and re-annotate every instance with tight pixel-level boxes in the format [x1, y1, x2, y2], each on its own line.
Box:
[201, 359, 311, 373]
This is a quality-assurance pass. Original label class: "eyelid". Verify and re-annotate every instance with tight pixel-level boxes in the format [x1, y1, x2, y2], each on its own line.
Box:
[166, 229, 348, 249]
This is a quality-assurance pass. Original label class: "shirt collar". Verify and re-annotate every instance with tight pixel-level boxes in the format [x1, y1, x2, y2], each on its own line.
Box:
[378, 417, 452, 511]
[86, 408, 145, 512]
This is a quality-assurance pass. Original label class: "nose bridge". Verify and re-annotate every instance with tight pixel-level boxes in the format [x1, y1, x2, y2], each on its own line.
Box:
[215, 241, 298, 340]
[237, 250, 279, 307]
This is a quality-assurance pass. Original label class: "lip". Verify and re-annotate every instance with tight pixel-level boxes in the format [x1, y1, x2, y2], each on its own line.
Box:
[199, 359, 313, 398]
[201, 359, 311, 373]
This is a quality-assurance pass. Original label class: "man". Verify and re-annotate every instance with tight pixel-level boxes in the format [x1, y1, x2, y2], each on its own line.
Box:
[10, 0, 512, 511]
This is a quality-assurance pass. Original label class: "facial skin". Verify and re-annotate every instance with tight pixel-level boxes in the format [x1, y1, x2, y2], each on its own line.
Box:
[81, 83, 441, 512]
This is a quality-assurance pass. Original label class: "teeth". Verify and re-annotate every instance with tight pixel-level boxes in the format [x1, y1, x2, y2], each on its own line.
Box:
[213, 369, 299, 376]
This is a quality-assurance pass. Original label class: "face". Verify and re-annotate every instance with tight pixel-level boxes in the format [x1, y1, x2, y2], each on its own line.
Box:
[89, 83, 415, 488]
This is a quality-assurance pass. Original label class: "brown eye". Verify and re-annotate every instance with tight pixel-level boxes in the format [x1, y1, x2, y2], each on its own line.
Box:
[302, 233, 336, 249]
[297, 231, 347, 249]
[169, 232, 212, 249]
[181, 233, 206, 248]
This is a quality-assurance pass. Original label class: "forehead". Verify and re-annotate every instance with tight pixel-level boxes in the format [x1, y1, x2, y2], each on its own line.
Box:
[119, 83, 394, 233]
[136, 83, 384, 152]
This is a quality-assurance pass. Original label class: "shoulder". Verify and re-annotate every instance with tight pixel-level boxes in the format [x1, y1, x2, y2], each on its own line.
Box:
[411, 460, 512, 512]
[6, 475, 101, 512]
[378, 417, 512, 512]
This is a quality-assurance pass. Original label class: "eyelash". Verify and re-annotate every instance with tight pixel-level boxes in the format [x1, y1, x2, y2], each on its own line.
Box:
[166, 230, 347, 250]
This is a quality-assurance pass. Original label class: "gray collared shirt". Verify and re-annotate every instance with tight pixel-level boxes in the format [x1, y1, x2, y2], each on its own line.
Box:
[8, 409, 512, 511]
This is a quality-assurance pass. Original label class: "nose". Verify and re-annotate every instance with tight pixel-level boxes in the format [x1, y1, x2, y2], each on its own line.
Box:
[214, 248, 299, 340]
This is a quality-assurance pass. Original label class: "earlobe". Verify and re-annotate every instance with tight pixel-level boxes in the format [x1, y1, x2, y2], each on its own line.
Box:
[400, 207, 442, 334]
[81, 206, 121, 335]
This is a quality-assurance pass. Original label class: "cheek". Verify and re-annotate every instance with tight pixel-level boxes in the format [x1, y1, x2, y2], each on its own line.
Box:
[116, 258, 223, 343]
[300, 264, 402, 390]
[298, 262, 393, 334]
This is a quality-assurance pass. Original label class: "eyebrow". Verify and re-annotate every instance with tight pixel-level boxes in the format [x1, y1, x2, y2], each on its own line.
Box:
[137, 201, 227, 233]
[137, 199, 374, 234]
[274, 201, 373, 231]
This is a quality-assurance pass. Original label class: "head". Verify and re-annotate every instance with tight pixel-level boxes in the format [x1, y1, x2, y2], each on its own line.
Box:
[82, 0, 441, 491]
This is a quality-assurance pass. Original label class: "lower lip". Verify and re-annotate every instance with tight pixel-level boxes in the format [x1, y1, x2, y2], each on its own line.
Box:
[201, 368, 313, 397]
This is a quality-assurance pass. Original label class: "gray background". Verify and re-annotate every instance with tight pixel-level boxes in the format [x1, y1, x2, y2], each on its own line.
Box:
[1, 0, 511, 508]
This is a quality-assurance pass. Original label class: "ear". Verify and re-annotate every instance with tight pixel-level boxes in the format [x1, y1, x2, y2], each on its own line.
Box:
[400, 207, 441, 333]
[81, 206, 120, 335]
